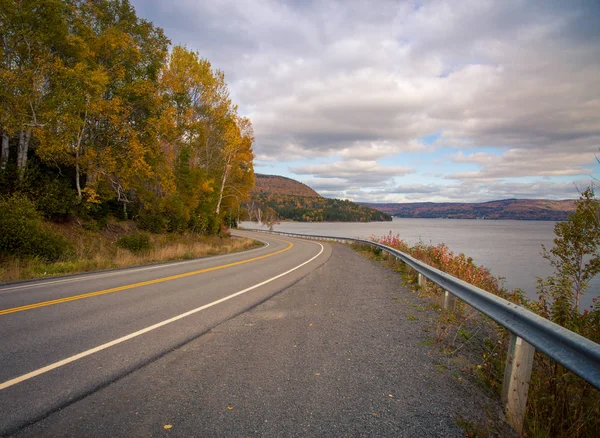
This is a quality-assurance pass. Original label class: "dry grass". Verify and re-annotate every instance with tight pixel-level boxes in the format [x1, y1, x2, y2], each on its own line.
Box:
[0, 219, 260, 283]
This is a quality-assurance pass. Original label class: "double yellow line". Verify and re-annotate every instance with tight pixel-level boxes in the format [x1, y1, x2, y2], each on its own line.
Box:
[0, 239, 293, 317]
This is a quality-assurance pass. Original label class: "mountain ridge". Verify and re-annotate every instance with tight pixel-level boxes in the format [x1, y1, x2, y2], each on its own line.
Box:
[360, 198, 576, 221]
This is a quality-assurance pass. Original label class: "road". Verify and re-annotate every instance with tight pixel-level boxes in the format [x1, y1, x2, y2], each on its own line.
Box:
[0, 231, 330, 436]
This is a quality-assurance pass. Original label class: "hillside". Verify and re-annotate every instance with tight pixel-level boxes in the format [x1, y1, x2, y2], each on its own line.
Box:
[249, 175, 392, 222]
[360, 199, 576, 221]
[254, 174, 320, 197]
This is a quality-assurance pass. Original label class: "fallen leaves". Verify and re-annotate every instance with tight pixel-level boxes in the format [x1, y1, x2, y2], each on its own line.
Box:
[163, 424, 173, 430]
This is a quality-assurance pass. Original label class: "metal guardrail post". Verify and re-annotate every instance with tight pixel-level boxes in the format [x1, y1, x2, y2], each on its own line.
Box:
[502, 334, 535, 434]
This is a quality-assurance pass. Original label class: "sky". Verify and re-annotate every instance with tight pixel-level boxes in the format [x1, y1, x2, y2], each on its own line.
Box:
[131, 0, 600, 203]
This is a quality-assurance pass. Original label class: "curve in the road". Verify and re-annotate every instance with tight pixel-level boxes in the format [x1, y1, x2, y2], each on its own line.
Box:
[0, 241, 323, 391]
[0, 238, 294, 316]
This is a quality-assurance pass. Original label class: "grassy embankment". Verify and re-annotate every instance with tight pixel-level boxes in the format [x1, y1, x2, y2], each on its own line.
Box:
[353, 234, 599, 438]
[0, 219, 259, 283]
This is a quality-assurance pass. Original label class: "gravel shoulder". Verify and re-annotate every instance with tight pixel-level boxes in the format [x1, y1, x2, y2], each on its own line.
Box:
[15, 243, 510, 437]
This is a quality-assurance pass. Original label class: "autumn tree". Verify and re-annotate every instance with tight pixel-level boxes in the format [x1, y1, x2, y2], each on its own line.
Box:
[214, 116, 254, 216]
[32, 0, 170, 213]
[158, 45, 254, 232]
[0, 0, 74, 178]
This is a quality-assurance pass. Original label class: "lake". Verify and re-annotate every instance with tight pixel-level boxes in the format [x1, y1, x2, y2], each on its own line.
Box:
[240, 218, 599, 310]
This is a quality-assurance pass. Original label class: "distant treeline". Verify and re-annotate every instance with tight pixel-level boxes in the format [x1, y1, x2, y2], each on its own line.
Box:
[361, 199, 575, 221]
[0, 0, 254, 235]
[249, 193, 392, 222]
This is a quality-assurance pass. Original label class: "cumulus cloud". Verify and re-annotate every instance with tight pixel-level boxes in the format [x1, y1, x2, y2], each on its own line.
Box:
[348, 179, 589, 203]
[450, 148, 596, 179]
[291, 160, 414, 187]
[132, 0, 600, 202]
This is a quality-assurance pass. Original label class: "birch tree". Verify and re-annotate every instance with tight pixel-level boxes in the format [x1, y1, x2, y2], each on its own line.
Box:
[0, 0, 70, 178]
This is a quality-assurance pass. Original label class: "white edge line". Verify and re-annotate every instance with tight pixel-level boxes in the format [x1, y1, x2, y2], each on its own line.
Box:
[0, 238, 270, 293]
[0, 241, 324, 391]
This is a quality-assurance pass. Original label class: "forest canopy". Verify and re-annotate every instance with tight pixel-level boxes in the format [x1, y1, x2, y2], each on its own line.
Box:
[0, 0, 254, 235]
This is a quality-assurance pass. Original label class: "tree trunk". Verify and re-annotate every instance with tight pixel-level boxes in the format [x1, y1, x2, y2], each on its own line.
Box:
[0, 130, 8, 170]
[215, 165, 229, 215]
[18, 130, 25, 169]
[17, 129, 31, 179]
[75, 139, 82, 199]
[74, 117, 86, 199]
[75, 160, 82, 199]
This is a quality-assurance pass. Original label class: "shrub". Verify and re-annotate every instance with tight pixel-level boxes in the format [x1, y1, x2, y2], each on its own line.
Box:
[20, 165, 79, 221]
[0, 194, 71, 261]
[117, 233, 151, 254]
[138, 210, 168, 233]
[189, 212, 220, 235]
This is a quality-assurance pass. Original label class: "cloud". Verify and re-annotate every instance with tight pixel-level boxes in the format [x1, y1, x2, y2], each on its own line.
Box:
[346, 179, 588, 203]
[132, 0, 600, 201]
[290, 160, 414, 187]
[385, 184, 441, 195]
[450, 148, 596, 179]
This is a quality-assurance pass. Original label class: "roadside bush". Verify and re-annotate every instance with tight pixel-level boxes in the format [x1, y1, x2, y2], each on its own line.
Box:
[138, 211, 167, 233]
[0, 194, 71, 261]
[189, 211, 220, 235]
[20, 165, 79, 221]
[117, 233, 151, 254]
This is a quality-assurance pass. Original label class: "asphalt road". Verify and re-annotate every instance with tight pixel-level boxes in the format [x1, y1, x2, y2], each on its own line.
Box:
[5, 241, 512, 438]
[0, 231, 330, 436]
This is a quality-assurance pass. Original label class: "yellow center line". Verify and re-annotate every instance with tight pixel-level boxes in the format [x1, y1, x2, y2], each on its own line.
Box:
[0, 238, 294, 316]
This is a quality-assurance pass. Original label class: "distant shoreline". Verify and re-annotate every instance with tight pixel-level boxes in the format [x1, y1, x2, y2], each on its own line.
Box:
[390, 216, 563, 221]
[360, 199, 574, 221]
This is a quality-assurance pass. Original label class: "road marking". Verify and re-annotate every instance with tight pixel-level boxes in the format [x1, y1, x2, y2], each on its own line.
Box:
[0, 239, 289, 316]
[0, 238, 270, 293]
[0, 242, 325, 390]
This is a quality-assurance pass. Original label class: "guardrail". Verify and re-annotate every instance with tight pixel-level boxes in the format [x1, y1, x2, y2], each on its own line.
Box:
[243, 228, 600, 434]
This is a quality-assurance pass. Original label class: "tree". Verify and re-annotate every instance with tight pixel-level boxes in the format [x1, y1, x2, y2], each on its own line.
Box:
[159, 45, 253, 231]
[214, 116, 254, 216]
[531, 186, 600, 438]
[0, 0, 73, 178]
[262, 206, 279, 231]
[538, 186, 600, 325]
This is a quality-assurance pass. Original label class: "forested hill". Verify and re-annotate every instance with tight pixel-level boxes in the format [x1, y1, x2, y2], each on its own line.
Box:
[360, 199, 576, 221]
[254, 174, 320, 197]
[247, 175, 392, 222]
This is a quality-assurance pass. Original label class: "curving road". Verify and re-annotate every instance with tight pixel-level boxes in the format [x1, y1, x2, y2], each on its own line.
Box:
[0, 231, 331, 436]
